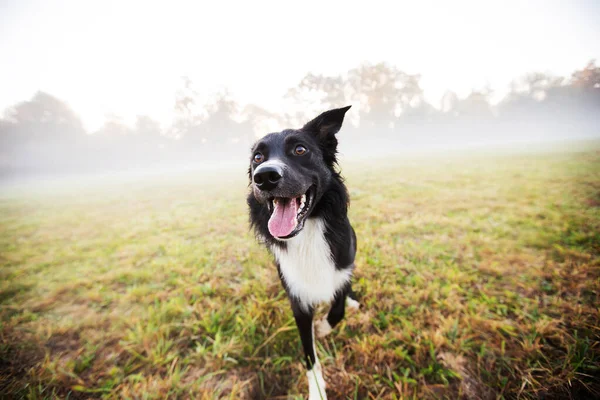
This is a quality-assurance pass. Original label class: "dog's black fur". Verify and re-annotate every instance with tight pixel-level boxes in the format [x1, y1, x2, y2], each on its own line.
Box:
[247, 106, 357, 394]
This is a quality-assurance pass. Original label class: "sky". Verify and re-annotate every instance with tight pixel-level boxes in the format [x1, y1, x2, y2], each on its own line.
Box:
[1, 0, 599, 131]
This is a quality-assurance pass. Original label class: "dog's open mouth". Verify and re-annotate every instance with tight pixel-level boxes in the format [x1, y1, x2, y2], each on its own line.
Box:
[267, 187, 314, 239]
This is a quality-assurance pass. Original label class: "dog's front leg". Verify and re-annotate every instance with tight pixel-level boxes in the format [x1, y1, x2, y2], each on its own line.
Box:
[291, 301, 327, 400]
[316, 284, 360, 338]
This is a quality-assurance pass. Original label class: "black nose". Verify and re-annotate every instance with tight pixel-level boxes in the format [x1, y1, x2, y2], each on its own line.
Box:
[253, 165, 282, 191]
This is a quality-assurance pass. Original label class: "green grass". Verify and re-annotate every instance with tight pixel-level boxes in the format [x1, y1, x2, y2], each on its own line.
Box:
[1, 144, 599, 399]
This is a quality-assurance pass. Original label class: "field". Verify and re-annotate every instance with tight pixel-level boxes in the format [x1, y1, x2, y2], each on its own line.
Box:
[1, 143, 599, 399]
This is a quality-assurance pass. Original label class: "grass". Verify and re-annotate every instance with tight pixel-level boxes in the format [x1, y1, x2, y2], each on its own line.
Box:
[1, 143, 599, 399]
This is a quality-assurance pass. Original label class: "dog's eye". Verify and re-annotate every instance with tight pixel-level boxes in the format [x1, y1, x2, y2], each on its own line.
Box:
[294, 145, 307, 156]
[254, 153, 264, 163]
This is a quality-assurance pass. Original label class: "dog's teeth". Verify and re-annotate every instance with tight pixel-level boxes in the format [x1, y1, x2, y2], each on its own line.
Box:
[298, 195, 306, 216]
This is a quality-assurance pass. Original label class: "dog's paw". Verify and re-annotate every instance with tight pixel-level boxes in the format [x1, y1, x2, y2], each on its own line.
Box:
[307, 363, 327, 400]
[346, 297, 360, 311]
[315, 318, 332, 338]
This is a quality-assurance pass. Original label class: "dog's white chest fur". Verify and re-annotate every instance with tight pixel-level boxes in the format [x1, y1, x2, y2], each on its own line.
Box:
[271, 218, 352, 309]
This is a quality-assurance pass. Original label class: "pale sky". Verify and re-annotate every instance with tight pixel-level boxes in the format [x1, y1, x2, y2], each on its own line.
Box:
[1, 0, 599, 131]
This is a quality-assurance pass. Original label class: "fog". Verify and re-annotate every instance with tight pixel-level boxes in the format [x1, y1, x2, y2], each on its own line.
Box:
[1, 0, 600, 183]
[1, 60, 599, 182]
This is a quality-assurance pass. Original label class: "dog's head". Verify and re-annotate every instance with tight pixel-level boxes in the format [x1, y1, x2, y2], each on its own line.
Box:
[248, 106, 351, 240]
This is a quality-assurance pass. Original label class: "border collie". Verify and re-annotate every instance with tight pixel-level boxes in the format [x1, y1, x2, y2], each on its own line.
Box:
[247, 106, 359, 399]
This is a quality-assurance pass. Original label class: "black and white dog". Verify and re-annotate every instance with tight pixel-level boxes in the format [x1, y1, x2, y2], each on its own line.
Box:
[247, 106, 359, 399]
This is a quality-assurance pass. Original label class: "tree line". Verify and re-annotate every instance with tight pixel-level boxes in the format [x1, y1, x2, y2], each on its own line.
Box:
[1, 61, 598, 176]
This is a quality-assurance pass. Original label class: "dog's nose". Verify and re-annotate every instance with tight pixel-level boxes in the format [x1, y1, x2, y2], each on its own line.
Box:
[253, 165, 282, 191]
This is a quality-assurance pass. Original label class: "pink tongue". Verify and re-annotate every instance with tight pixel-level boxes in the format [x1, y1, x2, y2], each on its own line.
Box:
[268, 199, 298, 238]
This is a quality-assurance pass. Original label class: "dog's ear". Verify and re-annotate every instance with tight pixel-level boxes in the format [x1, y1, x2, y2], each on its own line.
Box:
[302, 106, 351, 166]
[302, 106, 351, 137]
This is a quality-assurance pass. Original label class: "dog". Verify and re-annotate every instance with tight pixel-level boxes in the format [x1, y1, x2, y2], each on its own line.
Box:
[247, 106, 359, 399]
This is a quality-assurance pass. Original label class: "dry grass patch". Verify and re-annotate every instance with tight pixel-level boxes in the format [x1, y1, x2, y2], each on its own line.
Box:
[1, 145, 599, 399]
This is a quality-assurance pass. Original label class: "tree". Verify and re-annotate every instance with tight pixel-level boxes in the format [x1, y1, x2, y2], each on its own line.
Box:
[456, 87, 494, 118]
[171, 76, 203, 140]
[0, 91, 87, 173]
[441, 91, 459, 114]
[347, 62, 423, 130]
[285, 73, 348, 126]
[571, 60, 600, 90]
[200, 90, 252, 146]
[134, 115, 163, 141]
[499, 72, 565, 125]
[94, 115, 133, 138]
[2, 91, 85, 143]
[570, 60, 600, 113]
[242, 104, 283, 139]
[0, 119, 16, 170]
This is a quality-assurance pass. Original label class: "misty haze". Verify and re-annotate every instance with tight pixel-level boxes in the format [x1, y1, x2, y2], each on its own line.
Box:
[1, 1, 599, 399]
[1, 61, 600, 179]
